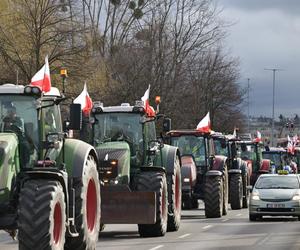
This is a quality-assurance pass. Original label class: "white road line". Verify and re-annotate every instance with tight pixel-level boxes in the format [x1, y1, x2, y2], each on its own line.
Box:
[222, 219, 229, 222]
[149, 245, 164, 250]
[236, 213, 242, 217]
[178, 233, 191, 239]
[202, 225, 213, 230]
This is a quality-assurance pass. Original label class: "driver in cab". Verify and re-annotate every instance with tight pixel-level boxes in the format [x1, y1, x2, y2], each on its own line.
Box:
[3, 105, 24, 133]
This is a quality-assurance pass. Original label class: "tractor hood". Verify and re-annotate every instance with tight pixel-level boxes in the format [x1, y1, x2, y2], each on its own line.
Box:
[0, 133, 19, 202]
[95, 141, 130, 184]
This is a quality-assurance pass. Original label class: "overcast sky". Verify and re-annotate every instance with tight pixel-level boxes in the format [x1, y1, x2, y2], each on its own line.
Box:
[218, 0, 300, 119]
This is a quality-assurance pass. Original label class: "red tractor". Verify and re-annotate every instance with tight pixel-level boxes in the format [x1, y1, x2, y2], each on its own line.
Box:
[236, 140, 270, 186]
[165, 130, 228, 218]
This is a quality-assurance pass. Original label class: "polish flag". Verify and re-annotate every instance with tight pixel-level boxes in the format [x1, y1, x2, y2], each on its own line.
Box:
[141, 85, 155, 117]
[74, 83, 93, 115]
[287, 135, 298, 154]
[196, 112, 211, 133]
[254, 131, 262, 142]
[31, 56, 51, 92]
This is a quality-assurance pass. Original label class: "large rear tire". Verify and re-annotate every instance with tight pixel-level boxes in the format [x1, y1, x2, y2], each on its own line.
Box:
[18, 179, 66, 250]
[230, 174, 243, 210]
[204, 175, 223, 218]
[65, 155, 100, 250]
[167, 156, 182, 232]
[138, 172, 168, 237]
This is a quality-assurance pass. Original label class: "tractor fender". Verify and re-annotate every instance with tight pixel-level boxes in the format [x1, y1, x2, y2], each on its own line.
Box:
[206, 170, 222, 176]
[64, 138, 99, 178]
[228, 169, 242, 174]
[212, 155, 227, 173]
[181, 155, 197, 190]
[159, 144, 181, 175]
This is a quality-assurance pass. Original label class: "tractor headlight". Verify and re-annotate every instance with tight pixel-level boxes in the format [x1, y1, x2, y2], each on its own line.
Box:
[183, 178, 190, 183]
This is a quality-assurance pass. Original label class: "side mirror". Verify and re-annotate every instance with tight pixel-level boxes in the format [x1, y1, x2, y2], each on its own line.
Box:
[163, 118, 171, 132]
[69, 103, 82, 130]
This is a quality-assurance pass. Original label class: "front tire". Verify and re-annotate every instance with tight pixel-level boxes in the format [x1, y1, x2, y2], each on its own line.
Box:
[167, 156, 182, 232]
[222, 168, 228, 215]
[205, 175, 223, 218]
[18, 179, 66, 250]
[138, 172, 168, 237]
[65, 155, 101, 250]
[242, 174, 249, 208]
[230, 174, 243, 210]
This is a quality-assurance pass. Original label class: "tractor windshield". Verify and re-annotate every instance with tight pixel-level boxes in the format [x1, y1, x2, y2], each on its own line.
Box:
[214, 139, 228, 156]
[170, 135, 206, 166]
[0, 95, 38, 167]
[94, 113, 143, 150]
[262, 152, 282, 167]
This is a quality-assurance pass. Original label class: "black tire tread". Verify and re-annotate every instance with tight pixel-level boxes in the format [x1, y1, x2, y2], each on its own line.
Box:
[230, 174, 243, 210]
[204, 175, 223, 218]
[138, 172, 167, 237]
[18, 179, 65, 250]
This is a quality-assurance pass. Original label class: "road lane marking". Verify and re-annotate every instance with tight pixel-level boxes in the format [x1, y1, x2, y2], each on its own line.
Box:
[236, 213, 242, 217]
[222, 219, 229, 222]
[202, 225, 212, 230]
[178, 233, 191, 239]
[149, 245, 164, 250]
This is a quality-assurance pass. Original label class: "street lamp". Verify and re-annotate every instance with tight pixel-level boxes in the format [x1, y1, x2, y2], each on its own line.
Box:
[247, 78, 250, 132]
[264, 68, 283, 146]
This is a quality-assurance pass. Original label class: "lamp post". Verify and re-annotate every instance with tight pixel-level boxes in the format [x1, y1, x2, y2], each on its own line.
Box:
[247, 78, 250, 132]
[264, 68, 283, 146]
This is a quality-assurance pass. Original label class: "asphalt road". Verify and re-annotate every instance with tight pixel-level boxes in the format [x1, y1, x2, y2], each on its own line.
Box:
[1, 201, 300, 250]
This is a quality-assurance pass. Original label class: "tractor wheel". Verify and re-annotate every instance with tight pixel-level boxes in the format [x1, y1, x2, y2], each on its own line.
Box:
[138, 172, 168, 237]
[204, 175, 223, 218]
[242, 174, 249, 208]
[167, 156, 182, 232]
[18, 179, 66, 250]
[65, 155, 100, 250]
[192, 197, 198, 209]
[222, 168, 229, 215]
[230, 174, 243, 210]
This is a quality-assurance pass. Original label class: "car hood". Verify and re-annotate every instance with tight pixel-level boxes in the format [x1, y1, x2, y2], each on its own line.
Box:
[255, 189, 298, 200]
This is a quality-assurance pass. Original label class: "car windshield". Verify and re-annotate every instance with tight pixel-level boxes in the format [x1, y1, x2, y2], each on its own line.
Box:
[255, 176, 300, 189]
[170, 135, 205, 166]
[0, 95, 38, 167]
[94, 113, 143, 148]
[263, 152, 282, 167]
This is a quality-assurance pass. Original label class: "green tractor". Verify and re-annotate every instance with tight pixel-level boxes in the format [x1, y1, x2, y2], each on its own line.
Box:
[0, 84, 100, 249]
[81, 101, 181, 237]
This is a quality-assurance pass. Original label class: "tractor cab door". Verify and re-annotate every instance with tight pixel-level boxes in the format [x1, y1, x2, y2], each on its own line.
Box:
[41, 103, 63, 161]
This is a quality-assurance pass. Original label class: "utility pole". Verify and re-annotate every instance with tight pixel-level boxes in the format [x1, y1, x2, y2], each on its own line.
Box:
[247, 78, 250, 132]
[264, 68, 283, 146]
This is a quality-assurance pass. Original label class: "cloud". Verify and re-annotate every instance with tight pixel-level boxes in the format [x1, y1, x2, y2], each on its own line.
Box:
[219, 0, 300, 16]
[220, 5, 300, 117]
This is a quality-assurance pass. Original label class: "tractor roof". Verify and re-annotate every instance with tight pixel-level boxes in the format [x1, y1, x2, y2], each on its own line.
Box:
[167, 129, 209, 137]
[0, 84, 61, 97]
[92, 101, 149, 116]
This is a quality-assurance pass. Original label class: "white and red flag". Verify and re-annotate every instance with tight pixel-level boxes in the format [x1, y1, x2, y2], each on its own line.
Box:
[196, 112, 211, 133]
[74, 83, 93, 115]
[254, 130, 262, 142]
[287, 135, 298, 154]
[141, 85, 155, 117]
[31, 56, 51, 92]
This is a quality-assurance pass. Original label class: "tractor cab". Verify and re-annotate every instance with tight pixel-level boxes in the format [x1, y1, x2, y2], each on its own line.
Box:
[236, 140, 270, 185]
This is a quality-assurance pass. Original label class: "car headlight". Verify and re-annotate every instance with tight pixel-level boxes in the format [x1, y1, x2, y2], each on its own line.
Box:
[251, 192, 260, 200]
[292, 195, 300, 201]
